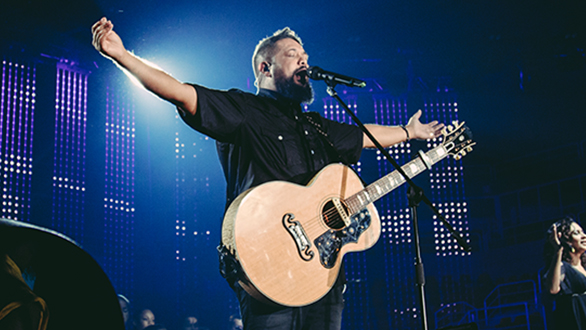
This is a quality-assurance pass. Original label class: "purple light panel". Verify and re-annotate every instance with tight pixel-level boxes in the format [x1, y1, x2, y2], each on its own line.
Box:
[1, 60, 35, 221]
[104, 83, 135, 295]
[51, 62, 88, 240]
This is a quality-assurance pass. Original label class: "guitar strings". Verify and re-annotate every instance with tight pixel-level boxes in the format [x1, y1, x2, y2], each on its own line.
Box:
[298, 198, 362, 233]
[298, 148, 447, 232]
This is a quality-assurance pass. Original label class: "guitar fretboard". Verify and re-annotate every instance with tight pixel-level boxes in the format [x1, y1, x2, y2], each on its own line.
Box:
[345, 144, 448, 215]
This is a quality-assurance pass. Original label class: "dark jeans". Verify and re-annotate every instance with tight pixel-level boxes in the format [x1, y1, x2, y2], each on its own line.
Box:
[234, 282, 345, 330]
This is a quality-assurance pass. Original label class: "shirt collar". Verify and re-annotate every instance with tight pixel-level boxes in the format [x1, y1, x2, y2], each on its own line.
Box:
[258, 88, 303, 118]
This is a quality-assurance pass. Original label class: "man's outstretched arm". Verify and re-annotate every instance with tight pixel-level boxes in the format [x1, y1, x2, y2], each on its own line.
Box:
[91, 17, 198, 115]
[362, 110, 444, 148]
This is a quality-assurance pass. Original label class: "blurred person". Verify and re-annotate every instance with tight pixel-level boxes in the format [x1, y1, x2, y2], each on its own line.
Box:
[181, 316, 198, 330]
[182, 315, 211, 330]
[118, 294, 131, 329]
[0, 241, 48, 330]
[92, 17, 443, 330]
[143, 324, 167, 330]
[227, 314, 243, 330]
[134, 309, 155, 330]
[544, 216, 586, 329]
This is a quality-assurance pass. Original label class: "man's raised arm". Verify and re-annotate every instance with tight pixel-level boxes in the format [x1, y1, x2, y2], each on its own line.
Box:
[91, 17, 198, 115]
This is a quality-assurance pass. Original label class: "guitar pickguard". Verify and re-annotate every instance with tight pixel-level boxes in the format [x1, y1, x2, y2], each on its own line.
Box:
[314, 208, 371, 269]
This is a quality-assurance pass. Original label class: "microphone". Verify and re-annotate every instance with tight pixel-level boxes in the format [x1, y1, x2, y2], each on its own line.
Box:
[306, 66, 366, 88]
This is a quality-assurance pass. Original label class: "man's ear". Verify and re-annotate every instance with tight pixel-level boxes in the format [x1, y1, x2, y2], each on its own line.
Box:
[260, 62, 271, 77]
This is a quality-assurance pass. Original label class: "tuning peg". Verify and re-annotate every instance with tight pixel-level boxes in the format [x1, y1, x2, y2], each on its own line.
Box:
[466, 146, 473, 152]
[447, 125, 454, 132]
[452, 120, 459, 127]
[460, 151, 467, 157]
[454, 155, 462, 161]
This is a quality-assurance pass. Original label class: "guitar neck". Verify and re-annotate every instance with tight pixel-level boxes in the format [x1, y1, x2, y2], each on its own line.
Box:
[346, 144, 449, 214]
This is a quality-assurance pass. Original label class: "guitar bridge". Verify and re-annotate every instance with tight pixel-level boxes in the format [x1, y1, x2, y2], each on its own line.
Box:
[283, 213, 314, 261]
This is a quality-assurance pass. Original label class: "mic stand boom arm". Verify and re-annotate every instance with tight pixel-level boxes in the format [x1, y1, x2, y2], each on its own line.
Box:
[324, 82, 471, 330]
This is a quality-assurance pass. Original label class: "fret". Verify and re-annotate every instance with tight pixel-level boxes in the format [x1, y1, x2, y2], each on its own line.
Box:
[387, 176, 396, 187]
[409, 163, 419, 175]
[375, 185, 382, 194]
[363, 190, 371, 201]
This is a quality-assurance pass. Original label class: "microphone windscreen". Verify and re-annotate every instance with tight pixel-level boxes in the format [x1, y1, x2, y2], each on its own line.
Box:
[306, 66, 322, 80]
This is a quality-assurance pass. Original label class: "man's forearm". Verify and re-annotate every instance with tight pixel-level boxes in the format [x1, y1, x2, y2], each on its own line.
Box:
[113, 50, 197, 115]
[362, 124, 409, 149]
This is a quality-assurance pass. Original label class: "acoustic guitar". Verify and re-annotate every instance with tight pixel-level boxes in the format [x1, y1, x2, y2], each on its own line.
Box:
[221, 122, 475, 306]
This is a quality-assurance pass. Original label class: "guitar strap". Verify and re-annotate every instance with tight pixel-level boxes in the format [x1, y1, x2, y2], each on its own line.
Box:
[302, 112, 351, 167]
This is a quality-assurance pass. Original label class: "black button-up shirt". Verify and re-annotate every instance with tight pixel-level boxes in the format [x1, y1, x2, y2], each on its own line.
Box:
[181, 85, 363, 209]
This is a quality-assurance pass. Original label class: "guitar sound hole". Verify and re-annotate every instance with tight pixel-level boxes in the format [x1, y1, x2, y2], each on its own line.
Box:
[322, 200, 347, 230]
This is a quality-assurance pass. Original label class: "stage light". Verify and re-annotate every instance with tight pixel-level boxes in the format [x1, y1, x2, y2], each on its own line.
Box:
[101, 70, 136, 295]
[1, 60, 35, 221]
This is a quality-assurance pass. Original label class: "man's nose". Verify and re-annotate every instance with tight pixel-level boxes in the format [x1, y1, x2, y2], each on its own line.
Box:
[299, 56, 307, 67]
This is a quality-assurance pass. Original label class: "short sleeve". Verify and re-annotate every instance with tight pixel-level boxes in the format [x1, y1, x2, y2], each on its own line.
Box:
[179, 84, 250, 143]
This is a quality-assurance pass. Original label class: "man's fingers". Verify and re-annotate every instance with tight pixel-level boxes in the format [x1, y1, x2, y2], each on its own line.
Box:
[91, 17, 107, 33]
[93, 29, 108, 51]
[92, 22, 113, 50]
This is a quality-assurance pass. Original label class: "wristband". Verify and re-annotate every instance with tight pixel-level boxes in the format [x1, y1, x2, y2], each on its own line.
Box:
[400, 125, 410, 141]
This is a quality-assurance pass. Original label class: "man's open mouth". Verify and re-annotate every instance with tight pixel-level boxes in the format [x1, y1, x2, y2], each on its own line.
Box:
[295, 69, 308, 84]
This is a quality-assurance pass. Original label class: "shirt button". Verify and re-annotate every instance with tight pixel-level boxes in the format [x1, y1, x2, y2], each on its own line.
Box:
[278, 135, 283, 140]
[295, 116, 299, 120]
[311, 150, 315, 155]
[305, 130, 309, 135]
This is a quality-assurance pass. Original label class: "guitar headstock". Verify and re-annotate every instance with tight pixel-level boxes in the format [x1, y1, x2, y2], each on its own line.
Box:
[441, 121, 476, 160]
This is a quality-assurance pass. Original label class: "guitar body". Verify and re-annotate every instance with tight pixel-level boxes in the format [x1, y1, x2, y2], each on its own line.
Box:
[221, 163, 380, 306]
[220, 121, 475, 307]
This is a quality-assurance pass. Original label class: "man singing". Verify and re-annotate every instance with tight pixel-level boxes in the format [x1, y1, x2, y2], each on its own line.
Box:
[92, 17, 443, 329]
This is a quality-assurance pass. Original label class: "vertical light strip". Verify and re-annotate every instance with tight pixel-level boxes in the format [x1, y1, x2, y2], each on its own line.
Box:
[424, 96, 470, 258]
[322, 95, 356, 126]
[101, 84, 135, 295]
[51, 62, 88, 240]
[375, 95, 418, 328]
[424, 94, 472, 309]
[1, 59, 35, 221]
[173, 113, 218, 318]
[103, 83, 135, 296]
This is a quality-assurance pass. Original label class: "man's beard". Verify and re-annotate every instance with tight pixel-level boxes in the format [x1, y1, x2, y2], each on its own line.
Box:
[274, 71, 314, 105]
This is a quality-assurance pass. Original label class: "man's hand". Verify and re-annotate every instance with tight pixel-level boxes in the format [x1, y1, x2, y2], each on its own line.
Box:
[92, 17, 126, 61]
[90, 17, 198, 115]
[405, 110, 444, 140]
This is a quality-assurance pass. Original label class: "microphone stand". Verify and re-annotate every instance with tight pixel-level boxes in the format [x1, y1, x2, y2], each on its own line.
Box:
[322, 81, 471, 330]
